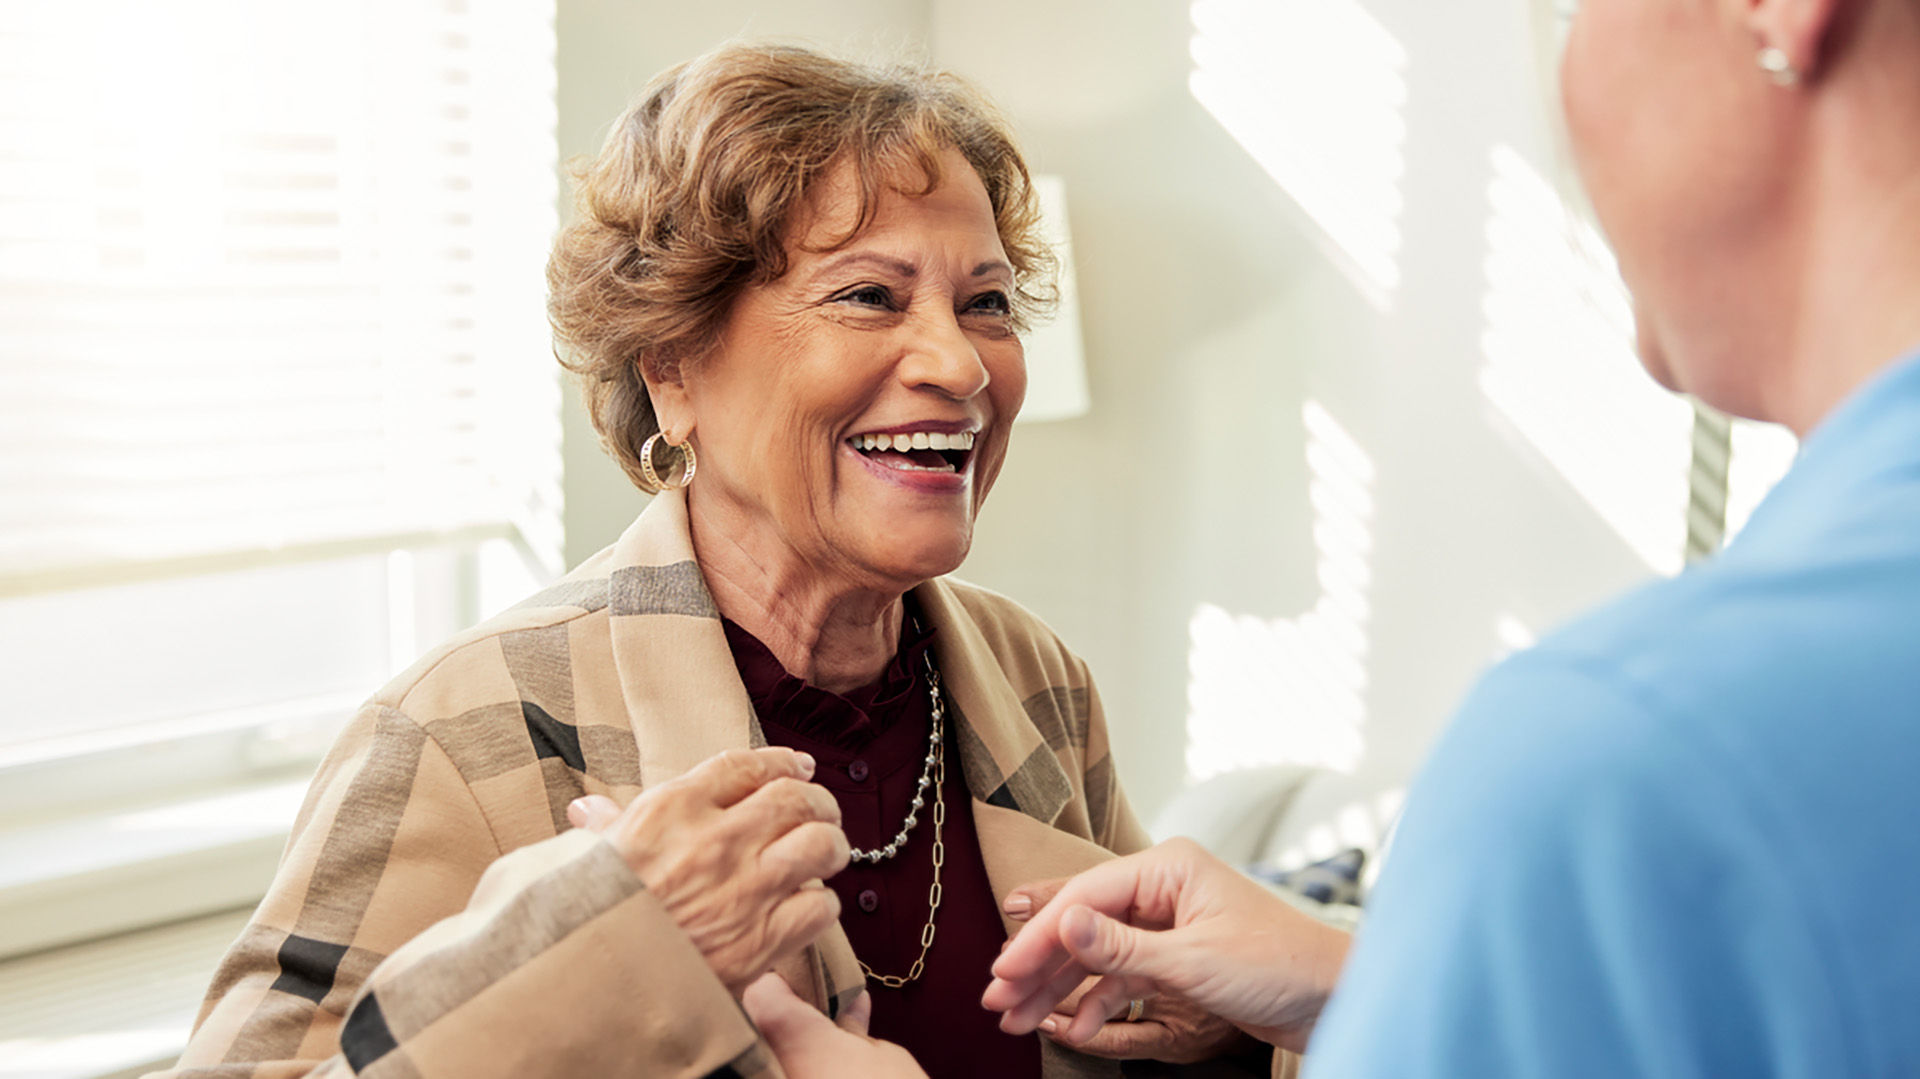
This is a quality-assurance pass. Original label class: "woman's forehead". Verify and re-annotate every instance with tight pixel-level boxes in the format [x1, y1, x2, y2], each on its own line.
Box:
[789, 147, 998, 252]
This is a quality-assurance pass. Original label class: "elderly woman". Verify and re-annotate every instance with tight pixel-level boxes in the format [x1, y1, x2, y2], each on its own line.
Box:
[751, 0, 1920, 1076]
[156, 43, 1255, 1079]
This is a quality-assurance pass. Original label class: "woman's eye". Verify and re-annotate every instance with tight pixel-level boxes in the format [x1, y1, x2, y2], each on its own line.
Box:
[967, 290, 1012, 315]
[837, 285, 894, 308]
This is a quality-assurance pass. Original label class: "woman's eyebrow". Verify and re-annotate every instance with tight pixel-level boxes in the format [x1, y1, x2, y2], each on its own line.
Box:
[809, 251, 919, 280]
[805, 252, 1012, 281]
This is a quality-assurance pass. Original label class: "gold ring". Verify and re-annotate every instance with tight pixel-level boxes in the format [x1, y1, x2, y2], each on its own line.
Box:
[1125, 998, 1146, 1023]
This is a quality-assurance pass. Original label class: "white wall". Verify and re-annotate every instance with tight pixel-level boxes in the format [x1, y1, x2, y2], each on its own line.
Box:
[556, 0, 1674, 835]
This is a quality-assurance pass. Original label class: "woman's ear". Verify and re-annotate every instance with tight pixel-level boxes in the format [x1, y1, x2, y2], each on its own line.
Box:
[638, 355, 696, 443]
[1743, 0, 1850, 81]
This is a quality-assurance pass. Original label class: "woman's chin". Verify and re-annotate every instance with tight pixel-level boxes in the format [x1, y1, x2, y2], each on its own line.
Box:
[845, 533, 971, 591]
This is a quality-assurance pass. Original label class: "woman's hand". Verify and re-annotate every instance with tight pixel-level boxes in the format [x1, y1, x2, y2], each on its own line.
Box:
[983, 838, 1352, 1054]
[567, 746, 850, 994]
[742, 973, 926, 1079]
[1033, 971, 1262, 1063]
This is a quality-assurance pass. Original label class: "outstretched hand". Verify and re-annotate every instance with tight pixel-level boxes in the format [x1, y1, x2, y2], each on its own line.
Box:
[983, 838, 1351, 1054]
[1002, 877, 1258, 1063]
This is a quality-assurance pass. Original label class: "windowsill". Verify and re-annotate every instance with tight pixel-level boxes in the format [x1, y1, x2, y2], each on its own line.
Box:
[0, 773, 309, 1079]
[0, 906, 254, 1079]
[0, 777, 305, 960]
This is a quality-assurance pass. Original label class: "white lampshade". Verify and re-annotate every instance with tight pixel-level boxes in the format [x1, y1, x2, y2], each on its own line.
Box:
[1019, 175, 1091, 422]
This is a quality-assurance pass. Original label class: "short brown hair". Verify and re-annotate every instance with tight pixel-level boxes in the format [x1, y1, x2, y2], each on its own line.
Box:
[547, 42, 1057, 492]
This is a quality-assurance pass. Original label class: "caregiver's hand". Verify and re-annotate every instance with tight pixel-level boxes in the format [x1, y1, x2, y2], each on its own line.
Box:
[1003, 879, 1258, 1065]
[567, 747, 850, 994]
[743, 973, 925, 1079]
[983, 838, 1351, 1054]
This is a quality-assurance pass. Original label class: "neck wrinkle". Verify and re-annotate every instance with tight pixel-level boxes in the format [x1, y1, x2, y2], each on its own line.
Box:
[686, 496, 905, 696]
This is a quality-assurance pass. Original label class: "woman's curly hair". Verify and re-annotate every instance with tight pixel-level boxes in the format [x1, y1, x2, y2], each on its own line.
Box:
[547, 42, 1058, 492]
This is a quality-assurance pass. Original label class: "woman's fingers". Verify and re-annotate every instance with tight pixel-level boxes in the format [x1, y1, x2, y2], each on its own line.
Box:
[728, 776, 843, 848]
[760, 881, 843, 970]
[1048, 989, 1253, 1064]
[759, 820, 852, 892]
[1062, 972, 1139, 1045]
[566, 794, 621, 831]
[1047, 1008, 1168, 1060]
[1003, 876, 1067, 922]
[680, 746, 817, 808]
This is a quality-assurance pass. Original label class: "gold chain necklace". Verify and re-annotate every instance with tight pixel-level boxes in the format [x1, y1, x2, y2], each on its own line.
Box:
[858, 661, 947, 988]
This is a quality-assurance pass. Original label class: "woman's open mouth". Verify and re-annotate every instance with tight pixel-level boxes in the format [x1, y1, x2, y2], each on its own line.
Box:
[846, 429, 976, 474]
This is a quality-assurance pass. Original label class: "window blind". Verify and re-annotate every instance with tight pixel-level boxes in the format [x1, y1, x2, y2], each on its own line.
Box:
[0, 0, 561, 588]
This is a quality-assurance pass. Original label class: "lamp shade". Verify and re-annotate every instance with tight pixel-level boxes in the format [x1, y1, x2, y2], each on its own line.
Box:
[1019, 175, 1091, 422]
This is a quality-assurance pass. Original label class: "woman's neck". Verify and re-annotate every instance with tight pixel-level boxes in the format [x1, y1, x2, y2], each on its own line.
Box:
[687, 503, 905, 696]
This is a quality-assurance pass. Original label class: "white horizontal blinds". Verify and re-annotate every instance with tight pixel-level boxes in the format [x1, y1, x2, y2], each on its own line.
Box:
[0, 0, 560, 584]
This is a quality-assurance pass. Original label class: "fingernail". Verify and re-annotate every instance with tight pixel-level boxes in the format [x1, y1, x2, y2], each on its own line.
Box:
[1003, 894, 1032, 918]
[566, 798, 591, 826]
[795, 751, 816, 777]
[1038, 1017, 1058, 1035]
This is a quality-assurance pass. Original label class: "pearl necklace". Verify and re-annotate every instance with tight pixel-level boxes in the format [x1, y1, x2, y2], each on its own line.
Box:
[847, 650, 944, 864]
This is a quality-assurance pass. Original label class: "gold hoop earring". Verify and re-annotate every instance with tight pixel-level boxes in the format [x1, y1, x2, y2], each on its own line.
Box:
[1757, 47, 1800, 86]
[638, 432, 697, 490]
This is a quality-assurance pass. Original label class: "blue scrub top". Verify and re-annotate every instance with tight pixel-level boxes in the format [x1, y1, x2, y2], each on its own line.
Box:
[1307, 352, 1920, 1078]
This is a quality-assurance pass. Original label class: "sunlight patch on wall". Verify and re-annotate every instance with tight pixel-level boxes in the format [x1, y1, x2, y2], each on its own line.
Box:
[1478, 144, 1695, 575]
[1494, 613, 1537, 659]
[1186, 402, 1374, 781]
[1188, 0, 1408, 307]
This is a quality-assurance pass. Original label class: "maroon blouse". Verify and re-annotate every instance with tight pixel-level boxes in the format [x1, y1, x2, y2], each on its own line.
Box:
[723, 611, 1041, 1079]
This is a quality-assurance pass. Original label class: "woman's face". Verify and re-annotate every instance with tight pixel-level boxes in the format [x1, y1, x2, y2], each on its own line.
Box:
[1560, 0, 1791, 413]
[661, 147, 1027, 595]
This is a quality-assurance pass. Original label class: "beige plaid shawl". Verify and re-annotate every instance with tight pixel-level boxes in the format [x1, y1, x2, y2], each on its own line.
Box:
[151, 488, 1189, 1079]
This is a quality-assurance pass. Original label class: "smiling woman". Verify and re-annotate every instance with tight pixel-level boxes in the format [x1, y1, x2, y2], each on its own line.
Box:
[153, 42, 1265, 1079]
[643, 147, 1029, 659]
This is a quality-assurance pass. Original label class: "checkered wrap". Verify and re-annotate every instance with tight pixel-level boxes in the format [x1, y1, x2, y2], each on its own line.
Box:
[149, 489, 1162, 1079]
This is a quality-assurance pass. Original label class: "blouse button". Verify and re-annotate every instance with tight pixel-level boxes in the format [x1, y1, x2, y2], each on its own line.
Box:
[858, 889, 880, 913]
[847, 759, 870, 782]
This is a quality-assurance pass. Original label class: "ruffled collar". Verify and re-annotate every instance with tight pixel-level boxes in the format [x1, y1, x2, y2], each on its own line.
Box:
[721, 604, 939, 752]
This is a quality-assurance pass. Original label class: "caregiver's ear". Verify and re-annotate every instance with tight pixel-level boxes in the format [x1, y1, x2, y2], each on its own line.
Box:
[1737, 0, 1851, 82]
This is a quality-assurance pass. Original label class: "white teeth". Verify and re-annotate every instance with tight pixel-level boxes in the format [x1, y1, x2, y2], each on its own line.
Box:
[847, 430, 977, 453]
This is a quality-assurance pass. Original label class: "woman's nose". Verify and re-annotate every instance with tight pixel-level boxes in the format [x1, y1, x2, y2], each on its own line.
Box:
[899, 311, 990, 400]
